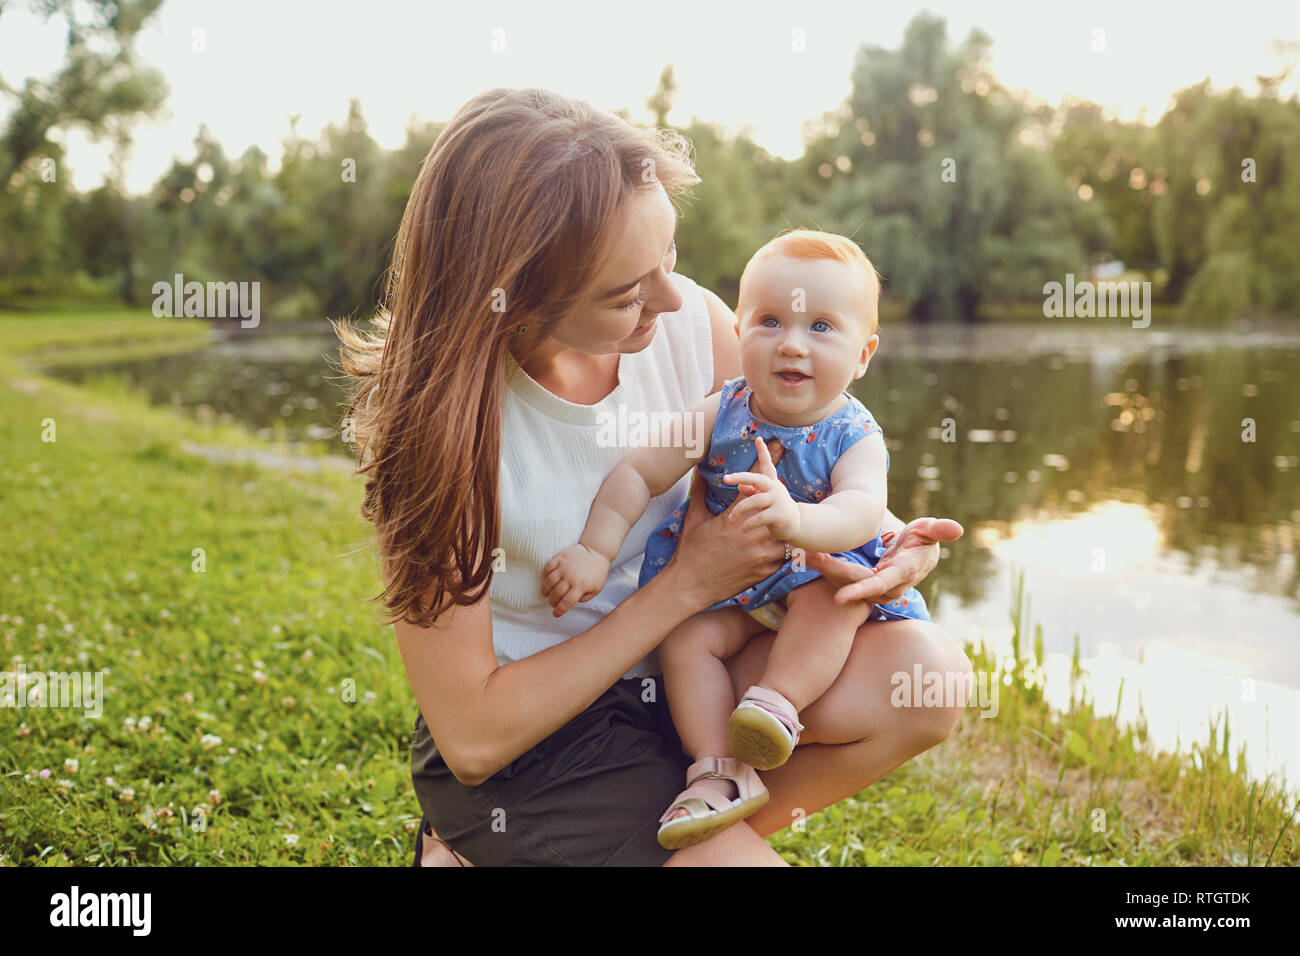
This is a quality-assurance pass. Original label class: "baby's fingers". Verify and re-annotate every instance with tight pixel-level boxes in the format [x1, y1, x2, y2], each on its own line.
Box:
[547, 579, 571, 609]
[740, 510, 780, 534]
[728, 492, 770, 523]
[723, 471, 775, 492]
[540, 565, 565, 597]
[553, 585, 583, 618]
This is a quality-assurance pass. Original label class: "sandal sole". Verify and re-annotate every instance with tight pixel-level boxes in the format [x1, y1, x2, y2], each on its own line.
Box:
[656, 792, 769, 851]
[728, 706, 795, 770]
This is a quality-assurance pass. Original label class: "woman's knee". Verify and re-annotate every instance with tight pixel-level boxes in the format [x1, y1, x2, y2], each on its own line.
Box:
[883, 619, 973, 750]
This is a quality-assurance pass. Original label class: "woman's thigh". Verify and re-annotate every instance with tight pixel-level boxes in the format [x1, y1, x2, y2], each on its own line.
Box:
[410, 677, 693, 866]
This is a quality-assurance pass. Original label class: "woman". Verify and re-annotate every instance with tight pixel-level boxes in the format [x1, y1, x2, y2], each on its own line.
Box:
[336, 87, 969, 866]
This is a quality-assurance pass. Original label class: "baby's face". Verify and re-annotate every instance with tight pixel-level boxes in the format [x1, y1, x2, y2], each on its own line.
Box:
[735, 254, 879, 427]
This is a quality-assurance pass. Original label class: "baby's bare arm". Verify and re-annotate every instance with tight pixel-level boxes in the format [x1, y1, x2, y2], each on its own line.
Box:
[790, 432, 889, 553]
[578, 392, 721, 561]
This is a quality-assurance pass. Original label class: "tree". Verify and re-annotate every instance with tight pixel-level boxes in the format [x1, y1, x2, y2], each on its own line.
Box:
[1050, 100, 1160, 273]
[801, 13, 1108, 321]
[0, 0, 168, 301]
[0, 0, 167, 191]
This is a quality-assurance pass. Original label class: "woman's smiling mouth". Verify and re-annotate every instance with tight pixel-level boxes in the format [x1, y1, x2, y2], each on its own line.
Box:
[629, 316, 657, 337]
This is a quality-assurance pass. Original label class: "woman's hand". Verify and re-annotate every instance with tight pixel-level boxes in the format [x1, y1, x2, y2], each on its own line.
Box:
[664, 470, 786, 610]
[804, 518, 964, 605]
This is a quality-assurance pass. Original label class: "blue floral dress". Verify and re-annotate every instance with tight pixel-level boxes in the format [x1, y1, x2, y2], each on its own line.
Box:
[638, 377, 930, 623]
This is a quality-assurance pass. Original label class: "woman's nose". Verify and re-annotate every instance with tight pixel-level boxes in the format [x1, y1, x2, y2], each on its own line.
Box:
[649, 274, 683, 315]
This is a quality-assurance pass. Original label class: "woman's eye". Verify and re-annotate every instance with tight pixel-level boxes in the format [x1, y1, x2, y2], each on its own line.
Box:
[812, 320, 831, 332]
[617, 290, 647, 312]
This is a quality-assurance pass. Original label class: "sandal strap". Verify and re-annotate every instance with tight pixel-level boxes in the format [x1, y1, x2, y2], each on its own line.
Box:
[658, 784, 740, 823]
[685, 755, 741, 786]
[737, 685, 805, 738]
[682, 755, 766, 803]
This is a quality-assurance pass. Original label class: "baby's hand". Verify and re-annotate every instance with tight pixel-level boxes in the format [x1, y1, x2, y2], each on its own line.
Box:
[541, 545, 611, 618]
[723, 438, 801, 542]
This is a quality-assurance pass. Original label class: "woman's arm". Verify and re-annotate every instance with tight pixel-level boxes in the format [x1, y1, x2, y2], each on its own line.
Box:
[394, 478, 786, 787]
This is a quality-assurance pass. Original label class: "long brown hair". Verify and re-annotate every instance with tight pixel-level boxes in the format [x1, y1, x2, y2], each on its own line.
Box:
[334, 88, 699, 628]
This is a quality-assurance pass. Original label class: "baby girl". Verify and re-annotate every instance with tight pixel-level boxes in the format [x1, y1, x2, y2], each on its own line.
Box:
[542, 229, 929, 849]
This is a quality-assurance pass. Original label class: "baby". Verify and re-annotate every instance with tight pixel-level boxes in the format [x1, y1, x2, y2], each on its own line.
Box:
[542, 229, 929, 850]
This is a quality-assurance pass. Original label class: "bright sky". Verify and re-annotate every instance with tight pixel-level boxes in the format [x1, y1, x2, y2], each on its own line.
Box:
[2, 0, 1297, 193]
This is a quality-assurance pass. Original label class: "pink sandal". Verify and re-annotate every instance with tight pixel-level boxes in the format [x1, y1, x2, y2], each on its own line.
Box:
[656, 756, 769, 850]
[727, 685, 804, 770]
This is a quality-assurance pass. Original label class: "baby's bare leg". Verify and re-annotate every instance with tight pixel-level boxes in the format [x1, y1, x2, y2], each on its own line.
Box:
[660, 606, 767, 760]
[757, 578, 871, 712]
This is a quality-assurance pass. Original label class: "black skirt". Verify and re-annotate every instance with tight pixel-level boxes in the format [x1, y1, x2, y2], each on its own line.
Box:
[410, 674, 693, 866]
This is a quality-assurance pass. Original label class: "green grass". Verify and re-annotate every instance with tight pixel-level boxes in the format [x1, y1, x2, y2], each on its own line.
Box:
[1, 308, 1296, 866]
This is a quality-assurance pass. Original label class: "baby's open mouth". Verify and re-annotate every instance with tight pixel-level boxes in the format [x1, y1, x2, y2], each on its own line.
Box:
[776, 371, 810, 384]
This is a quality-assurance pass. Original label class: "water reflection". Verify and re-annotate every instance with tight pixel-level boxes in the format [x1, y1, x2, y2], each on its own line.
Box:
[857, 336, 1300, 611]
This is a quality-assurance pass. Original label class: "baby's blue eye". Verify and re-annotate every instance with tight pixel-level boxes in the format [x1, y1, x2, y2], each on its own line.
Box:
[761, 316, 779, 328]
[812, 320, 831, 332]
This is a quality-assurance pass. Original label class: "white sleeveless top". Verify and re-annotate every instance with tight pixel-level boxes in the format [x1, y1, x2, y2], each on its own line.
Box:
[491, 271, 715, 679]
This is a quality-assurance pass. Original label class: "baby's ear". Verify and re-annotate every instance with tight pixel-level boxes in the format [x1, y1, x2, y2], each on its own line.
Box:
[857, 334, 880, 377]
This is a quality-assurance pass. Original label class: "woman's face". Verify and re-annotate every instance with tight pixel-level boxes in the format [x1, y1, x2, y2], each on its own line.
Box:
[551, 181, 682, 356]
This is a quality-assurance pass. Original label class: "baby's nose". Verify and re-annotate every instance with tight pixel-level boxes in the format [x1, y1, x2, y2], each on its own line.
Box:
[777, 333, 808, 355]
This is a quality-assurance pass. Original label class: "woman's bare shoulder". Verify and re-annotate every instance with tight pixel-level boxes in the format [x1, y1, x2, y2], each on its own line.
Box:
[698, 286, 741, 391]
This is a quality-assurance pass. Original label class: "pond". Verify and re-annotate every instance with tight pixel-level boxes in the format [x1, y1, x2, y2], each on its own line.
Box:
[42, 319, 1300, 791]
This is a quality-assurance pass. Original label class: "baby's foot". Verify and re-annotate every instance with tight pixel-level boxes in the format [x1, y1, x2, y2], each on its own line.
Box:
[728, 686, 804, 770]
[664, 773, 738, 823]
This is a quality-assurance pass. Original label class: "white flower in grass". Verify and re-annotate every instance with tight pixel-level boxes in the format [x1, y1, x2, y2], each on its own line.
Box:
[284, 834, 299, 846]
[200, 734, 222, 749]
[139, 716, 152, 731]
[63, 758, 79, 774]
